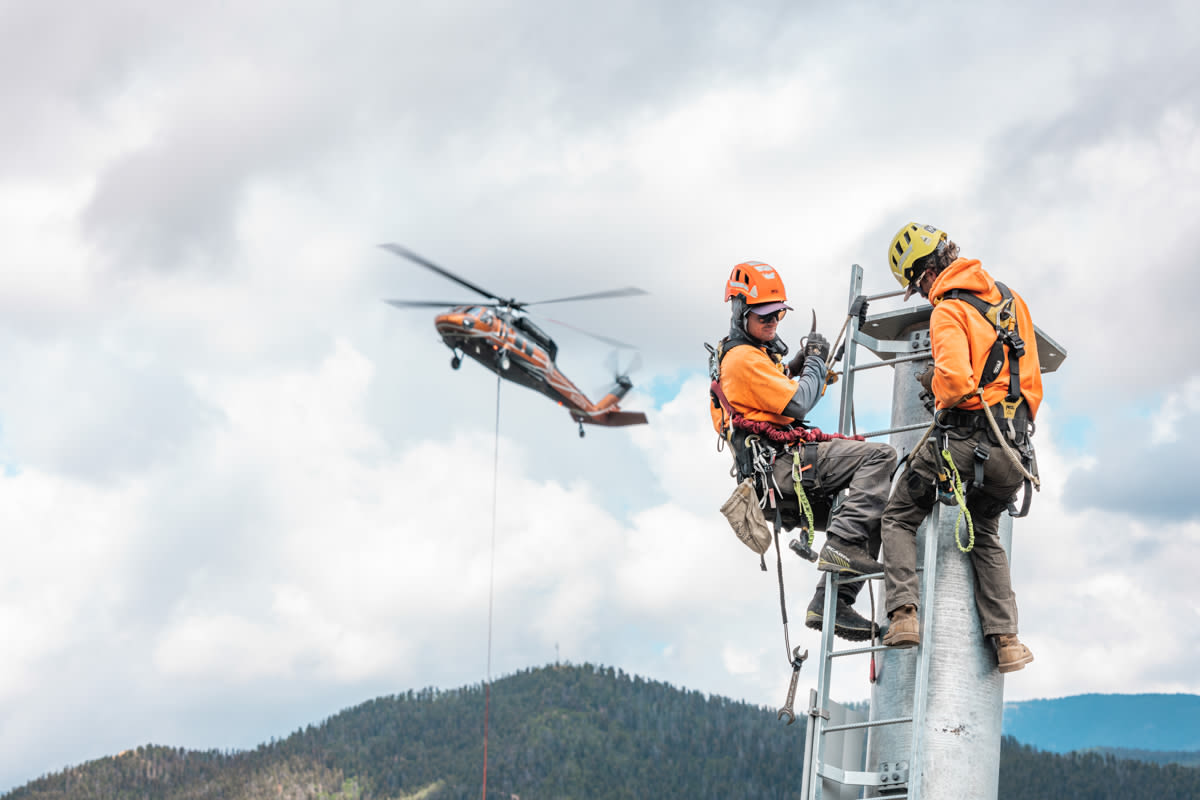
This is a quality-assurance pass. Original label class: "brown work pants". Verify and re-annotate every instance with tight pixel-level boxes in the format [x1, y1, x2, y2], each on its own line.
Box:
[881, 428, 1024, 636]
[771, 438, 897, 601]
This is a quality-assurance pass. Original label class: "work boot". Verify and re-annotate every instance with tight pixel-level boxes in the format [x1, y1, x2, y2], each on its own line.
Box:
[882, 604, 920, 648]
[805, 592, 875, 642]
[817, 535, 884, 576]
[993, 634, 1035, 673]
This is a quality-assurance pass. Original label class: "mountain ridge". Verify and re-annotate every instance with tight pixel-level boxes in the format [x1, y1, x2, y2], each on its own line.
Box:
[6, 665, 1198, 800]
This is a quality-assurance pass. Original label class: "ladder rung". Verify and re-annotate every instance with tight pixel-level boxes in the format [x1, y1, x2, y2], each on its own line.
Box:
[850, 352, 929, 372]
[822, 715, 913, 734]
[857, 421, 929, 439]
[833, 571, 883, 586]
[827, 643, 892, 658]
[864, 288, 907, 302]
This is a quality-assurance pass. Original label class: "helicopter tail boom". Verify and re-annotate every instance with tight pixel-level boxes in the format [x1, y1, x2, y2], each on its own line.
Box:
[574, 409, 649, 427]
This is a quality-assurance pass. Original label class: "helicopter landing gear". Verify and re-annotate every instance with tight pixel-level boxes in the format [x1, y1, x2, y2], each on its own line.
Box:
[450, 351, 462, 370]
[578, 422, 586, 438]
[498, 352, 511, 371]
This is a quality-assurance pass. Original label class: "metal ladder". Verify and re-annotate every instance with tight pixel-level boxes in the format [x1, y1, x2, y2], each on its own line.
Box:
[798, 264, 938, 800]
[798, 513, 941, 800]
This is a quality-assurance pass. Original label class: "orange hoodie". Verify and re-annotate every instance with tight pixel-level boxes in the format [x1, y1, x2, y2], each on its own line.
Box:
[928, 258, 1042, 417]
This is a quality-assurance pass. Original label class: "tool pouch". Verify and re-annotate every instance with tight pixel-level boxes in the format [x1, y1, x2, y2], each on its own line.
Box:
[720, 478, 773, 554]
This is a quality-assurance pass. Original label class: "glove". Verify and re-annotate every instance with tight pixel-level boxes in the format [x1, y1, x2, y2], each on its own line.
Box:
[805, 332, 830, 363]
[849, 295, 869, 328]
[915, 364, 935, 392]
[786, 351, 807, 377]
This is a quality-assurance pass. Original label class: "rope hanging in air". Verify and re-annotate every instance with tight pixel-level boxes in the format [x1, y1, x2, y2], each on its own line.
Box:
[481, 372, 501, 800]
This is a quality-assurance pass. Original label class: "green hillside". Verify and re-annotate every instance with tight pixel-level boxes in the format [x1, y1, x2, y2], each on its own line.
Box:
[6, 664, 1200, 800]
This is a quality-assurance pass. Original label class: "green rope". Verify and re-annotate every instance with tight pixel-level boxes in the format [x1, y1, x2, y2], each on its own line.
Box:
[791, 452, 816, 548]
[940, 447, 975, 553]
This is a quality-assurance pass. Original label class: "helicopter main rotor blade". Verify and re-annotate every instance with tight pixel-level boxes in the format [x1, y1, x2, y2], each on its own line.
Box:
[525, 286, 649, 306]
[541, 316, 638, 350]
[384, 299, 494, 309]
[380, 244, 503, 303]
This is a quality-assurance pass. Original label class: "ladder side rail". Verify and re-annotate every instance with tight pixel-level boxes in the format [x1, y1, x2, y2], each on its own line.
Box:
[837, 264, 864, 437]
[806, 569, 841, 800]
[908, 503, 942, 800]
[800, 687, 821, 800]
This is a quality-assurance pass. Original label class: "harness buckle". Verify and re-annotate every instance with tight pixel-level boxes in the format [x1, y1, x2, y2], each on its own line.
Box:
[1001, 398, 1020, 420]
[972, 441, 990, 490]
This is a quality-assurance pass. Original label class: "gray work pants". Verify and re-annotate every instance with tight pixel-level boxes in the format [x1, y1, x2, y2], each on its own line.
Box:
[771, 438, 897, 601]
[881, 429, 1024, 636]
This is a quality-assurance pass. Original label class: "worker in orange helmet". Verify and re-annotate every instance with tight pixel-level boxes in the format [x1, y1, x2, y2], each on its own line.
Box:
[710, 261, 897, 641]
[880, 223, 1042, 673]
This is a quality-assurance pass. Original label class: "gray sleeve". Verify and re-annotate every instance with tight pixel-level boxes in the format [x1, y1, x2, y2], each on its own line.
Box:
[782, 356, 828, 420]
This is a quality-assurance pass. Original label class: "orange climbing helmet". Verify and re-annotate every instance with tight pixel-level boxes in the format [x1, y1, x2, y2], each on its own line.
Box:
[724, 261, 792, 313]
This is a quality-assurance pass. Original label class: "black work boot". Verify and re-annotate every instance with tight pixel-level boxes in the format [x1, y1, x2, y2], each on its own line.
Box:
[817, 535, 884, 576]
[805, 590, 875, 642]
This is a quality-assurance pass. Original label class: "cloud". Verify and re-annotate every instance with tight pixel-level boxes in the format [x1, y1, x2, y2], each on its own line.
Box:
[1061, 377, 1200, 521]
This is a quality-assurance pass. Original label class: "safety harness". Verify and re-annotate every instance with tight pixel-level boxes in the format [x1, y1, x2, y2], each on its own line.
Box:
[930, 281, 1040, 538]
[707, 337, 864, 547]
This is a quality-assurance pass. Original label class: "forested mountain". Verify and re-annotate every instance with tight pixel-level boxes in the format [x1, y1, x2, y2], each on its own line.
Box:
[7, 664, 1200, 800]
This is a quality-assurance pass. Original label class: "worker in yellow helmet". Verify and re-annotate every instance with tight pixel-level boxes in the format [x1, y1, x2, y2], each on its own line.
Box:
[880, 223, 1042, 673]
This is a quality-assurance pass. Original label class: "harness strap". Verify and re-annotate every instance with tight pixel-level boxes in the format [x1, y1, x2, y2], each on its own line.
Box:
[1009, 478, 1034, 518]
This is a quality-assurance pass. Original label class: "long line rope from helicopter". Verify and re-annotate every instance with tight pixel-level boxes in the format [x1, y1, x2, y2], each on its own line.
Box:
[481, 371, 501, 800]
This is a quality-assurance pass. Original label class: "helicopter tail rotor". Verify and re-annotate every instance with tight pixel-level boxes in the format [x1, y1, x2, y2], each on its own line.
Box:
[596, 350, 643, 403]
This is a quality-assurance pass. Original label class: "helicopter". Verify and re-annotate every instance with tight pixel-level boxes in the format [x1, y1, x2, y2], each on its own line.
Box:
[381, 243, 650, 437]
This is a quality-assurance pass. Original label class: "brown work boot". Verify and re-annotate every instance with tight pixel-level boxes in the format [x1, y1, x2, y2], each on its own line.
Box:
[993, 634, 1035, 673]
[883, 604, 919, 648]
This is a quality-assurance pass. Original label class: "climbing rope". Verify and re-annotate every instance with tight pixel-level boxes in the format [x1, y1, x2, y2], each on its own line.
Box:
[481, 372, 501, 800]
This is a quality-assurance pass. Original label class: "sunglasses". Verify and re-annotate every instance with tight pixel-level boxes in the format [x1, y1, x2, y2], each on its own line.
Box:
[751, 309, 786, 323]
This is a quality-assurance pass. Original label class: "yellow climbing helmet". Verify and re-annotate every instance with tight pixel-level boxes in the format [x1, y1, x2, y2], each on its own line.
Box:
[888, 222, 948, 287]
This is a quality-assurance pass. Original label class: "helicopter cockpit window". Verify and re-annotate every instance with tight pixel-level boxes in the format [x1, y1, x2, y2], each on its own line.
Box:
[479, 311, 494, 324]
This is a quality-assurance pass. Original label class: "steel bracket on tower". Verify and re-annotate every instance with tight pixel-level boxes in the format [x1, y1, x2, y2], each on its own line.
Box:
[878, 760, 910, 788]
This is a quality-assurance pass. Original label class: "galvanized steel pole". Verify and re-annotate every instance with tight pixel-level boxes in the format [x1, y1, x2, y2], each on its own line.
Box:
[864, 326, 1011, 800]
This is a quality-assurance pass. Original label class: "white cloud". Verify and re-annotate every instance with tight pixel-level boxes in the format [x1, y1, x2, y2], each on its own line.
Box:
[1151, 375, 1200, 444]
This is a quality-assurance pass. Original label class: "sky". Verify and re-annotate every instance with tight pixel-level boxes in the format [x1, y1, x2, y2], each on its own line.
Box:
[2, 0, 1199, 790]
